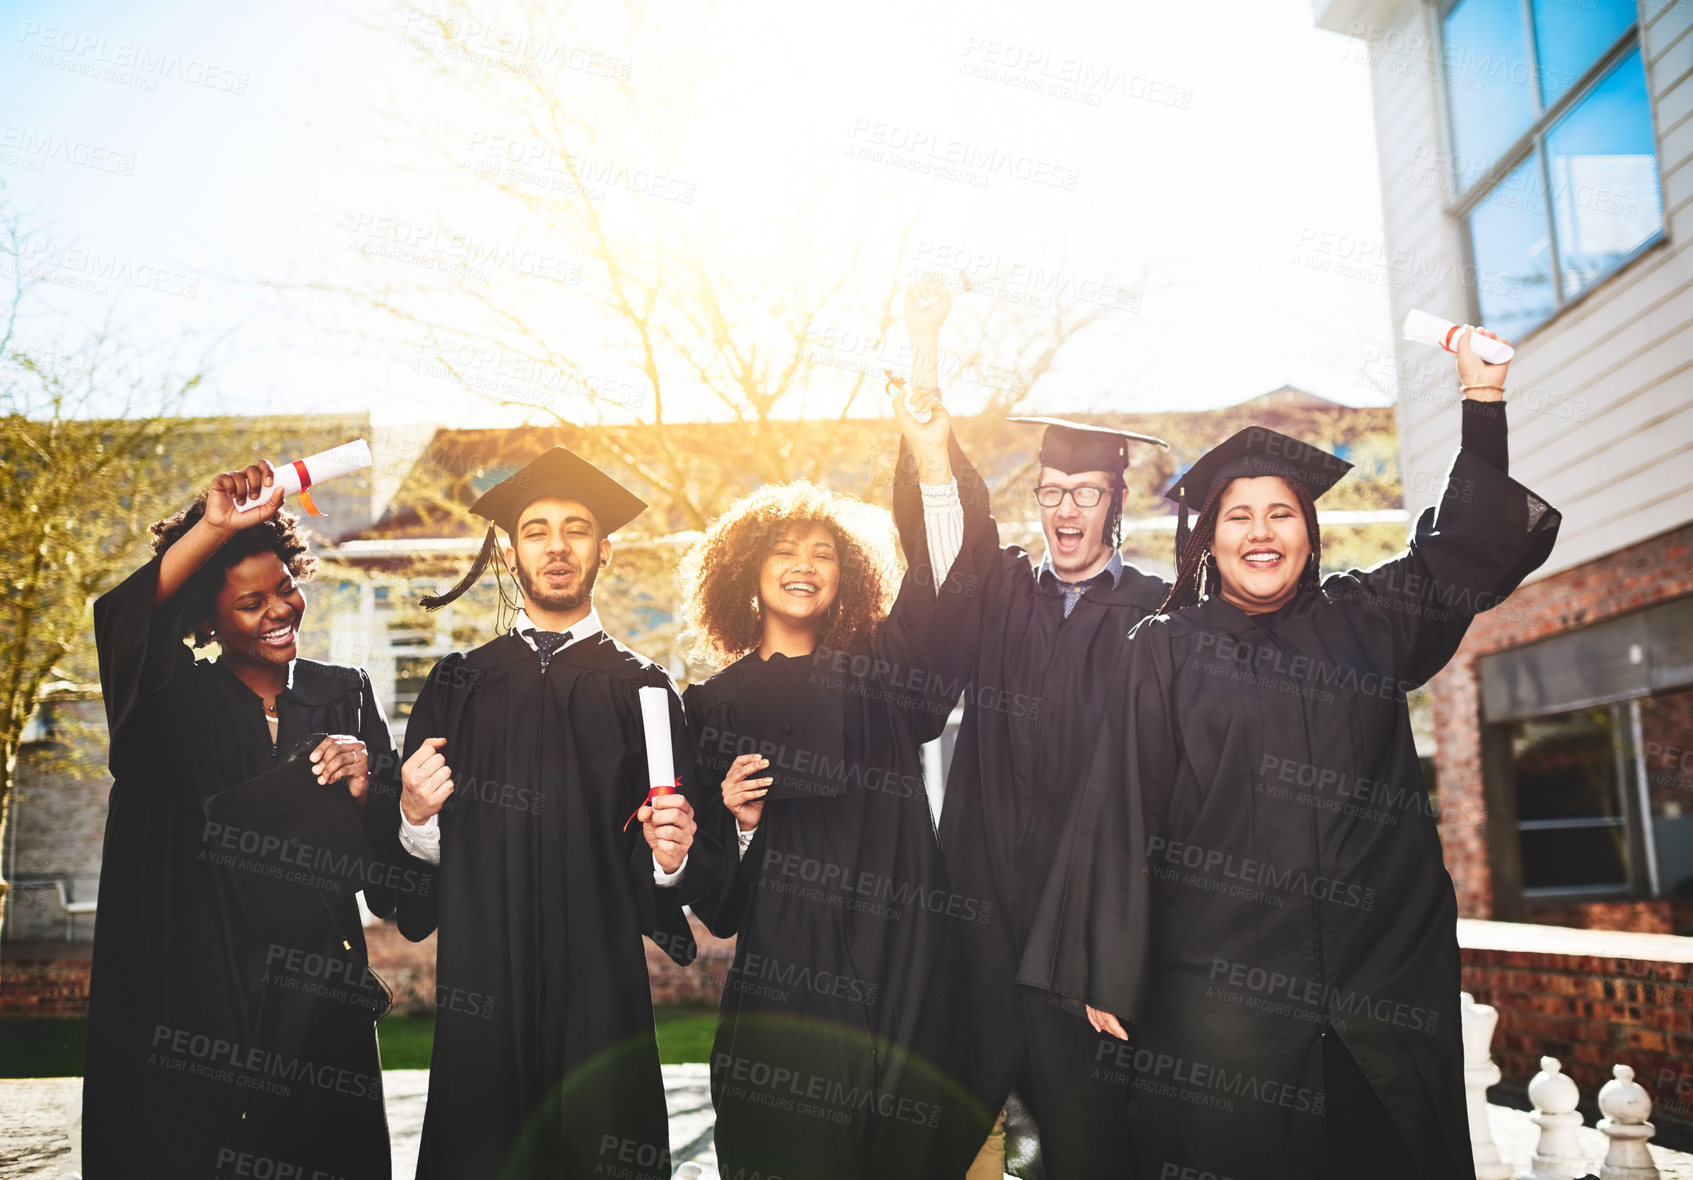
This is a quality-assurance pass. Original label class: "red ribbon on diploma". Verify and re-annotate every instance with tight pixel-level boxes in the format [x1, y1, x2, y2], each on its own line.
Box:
[1441, 323, 1464, 355]
[292, 459, 325, 517]
[622, 777, 681, 833]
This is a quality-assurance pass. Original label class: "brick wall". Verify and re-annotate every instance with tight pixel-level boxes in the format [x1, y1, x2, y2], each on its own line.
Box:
[2, 916, 737, 1020]
[1461, 943, 1693, 1132]
[0, 946, 92, 1018]
[1433, 522, 1693, 920]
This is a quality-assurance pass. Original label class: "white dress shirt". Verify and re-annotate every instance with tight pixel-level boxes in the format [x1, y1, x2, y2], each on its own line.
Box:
[398, 607, 688, 885]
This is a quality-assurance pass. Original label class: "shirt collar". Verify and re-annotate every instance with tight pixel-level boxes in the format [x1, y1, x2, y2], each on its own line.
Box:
[511, 606, 604, 651]
[1038, 548, 1124, 590]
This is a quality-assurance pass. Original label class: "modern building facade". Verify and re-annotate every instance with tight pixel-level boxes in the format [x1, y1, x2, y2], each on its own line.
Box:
[1314, 0, 1693, 930]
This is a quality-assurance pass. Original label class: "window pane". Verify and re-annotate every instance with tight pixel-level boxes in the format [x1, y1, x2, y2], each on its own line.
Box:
[1444, 0, 1540, 178]
[1521, 825, 1629, 889]
[1468, 153, 1557, 337]
[1532, 0, 1636, 105]
[1640, 688, 1693, 899]
[1547, 49, 1664, 302]
[1512, 706, 1625, 822]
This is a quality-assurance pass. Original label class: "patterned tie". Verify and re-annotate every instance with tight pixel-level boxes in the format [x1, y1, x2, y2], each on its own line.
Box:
[528, 630, 571, 667]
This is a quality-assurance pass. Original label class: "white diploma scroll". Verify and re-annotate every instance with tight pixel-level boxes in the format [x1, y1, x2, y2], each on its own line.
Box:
[637, 685, 677, 797]
[1403, 309, 1515, 366]
[237, 439, 373, 515]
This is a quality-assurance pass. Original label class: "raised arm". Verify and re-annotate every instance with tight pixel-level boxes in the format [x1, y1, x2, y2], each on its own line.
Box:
[1329, 329, 1560, 686]
[93, 463, 286, 779]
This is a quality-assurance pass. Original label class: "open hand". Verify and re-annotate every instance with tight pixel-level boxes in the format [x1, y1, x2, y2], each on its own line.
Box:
[1087, 1004, 1128, 1041]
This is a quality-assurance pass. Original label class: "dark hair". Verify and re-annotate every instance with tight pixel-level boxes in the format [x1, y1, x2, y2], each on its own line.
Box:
[149, 495, 318, 645]
[1103, 470, 1127, 549]
[1159, 476, 1322, 613]
[681, 482, 896, 669]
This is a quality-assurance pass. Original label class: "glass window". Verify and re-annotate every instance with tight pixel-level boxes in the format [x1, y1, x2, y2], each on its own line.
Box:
[1546, 50, 1664, 302]
[1444, 0, 1540, 174]
[1639, 688, 1693, 898]
[1469, 155, 1557, 338]
[1442, 2, 1661, 334]
[1512, 704, 1633, 892]
[1532, 0, 1637, 105]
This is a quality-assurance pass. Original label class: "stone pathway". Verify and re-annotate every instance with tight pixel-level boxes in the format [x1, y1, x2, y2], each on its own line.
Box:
[5, 1070, 1693, 1178]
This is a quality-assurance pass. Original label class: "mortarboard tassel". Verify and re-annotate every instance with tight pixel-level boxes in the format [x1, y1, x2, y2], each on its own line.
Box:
[420, 525, 500, 611]
[1174, 492, 1191, 567]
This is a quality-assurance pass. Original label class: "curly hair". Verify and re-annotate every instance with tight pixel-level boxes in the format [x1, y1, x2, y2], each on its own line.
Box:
[148, 494, 318, 646]
[681, 482, 898, 670]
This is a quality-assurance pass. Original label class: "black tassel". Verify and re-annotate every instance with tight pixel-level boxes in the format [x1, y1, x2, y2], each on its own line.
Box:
[420, 525, 500, 611]
[1174, 494, 1190, 567]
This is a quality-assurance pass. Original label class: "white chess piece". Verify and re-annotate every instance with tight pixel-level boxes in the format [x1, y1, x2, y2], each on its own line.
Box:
[1462, 993, 1513, 1180]
[1597, 1064, 1659, 1180]
[1522, 1056, 1584, 1180]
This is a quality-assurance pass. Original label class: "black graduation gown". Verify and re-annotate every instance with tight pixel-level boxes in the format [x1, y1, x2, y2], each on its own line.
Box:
[890, 437, 1170, 1117]
[1017, 446, 1561, 1179]
[683, 521, 996, 1180]
[380, 631, 728, 1180]
[86, 557, 396, 1180]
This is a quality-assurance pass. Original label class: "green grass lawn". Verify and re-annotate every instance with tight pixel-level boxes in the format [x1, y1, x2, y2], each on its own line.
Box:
[0, 1018, 85, 1077]
[1, 1004, 718, 1077]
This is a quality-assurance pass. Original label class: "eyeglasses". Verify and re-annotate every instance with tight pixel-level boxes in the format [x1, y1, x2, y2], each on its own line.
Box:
[1034, 485, 1109, 509]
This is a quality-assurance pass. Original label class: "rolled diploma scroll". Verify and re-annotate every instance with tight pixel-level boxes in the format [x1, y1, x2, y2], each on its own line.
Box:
[638, 685, 678, 802]
[237, 439, 373, 515]
[1403, 309, 1515, 366]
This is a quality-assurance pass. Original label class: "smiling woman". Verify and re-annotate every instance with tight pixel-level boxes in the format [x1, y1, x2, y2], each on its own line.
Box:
[678, 480, 997, 1178]
[84, 461, 399, 1178]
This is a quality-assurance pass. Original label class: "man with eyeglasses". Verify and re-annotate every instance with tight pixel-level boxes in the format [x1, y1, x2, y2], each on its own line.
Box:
[886, 280, 1169, 1178]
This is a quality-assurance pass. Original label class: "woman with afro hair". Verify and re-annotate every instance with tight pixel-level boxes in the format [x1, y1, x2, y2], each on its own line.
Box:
[84, 460, 396, 1178]
[681, 478, 997, 1179]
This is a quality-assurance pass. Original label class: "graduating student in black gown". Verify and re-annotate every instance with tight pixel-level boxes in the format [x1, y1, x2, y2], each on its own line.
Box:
[681, 479, 995, 1180]
[374, 447, 730, 1180]
[1018, 330, 1561, 1179]
[87, 462, 397, 1179]
[887, 279, 1169, 1176]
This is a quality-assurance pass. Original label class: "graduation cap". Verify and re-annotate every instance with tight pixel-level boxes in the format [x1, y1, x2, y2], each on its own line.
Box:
[421, 446, 647, 611]
[1008, 416, 1169, 475]
[202, 734, 376, 930]
[1165, 426, 1353, 560]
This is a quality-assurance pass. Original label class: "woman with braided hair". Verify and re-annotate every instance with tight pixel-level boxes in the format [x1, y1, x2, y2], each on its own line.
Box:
[1018, 329, 1561, 1179]
[682, 480, 997, 1179]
